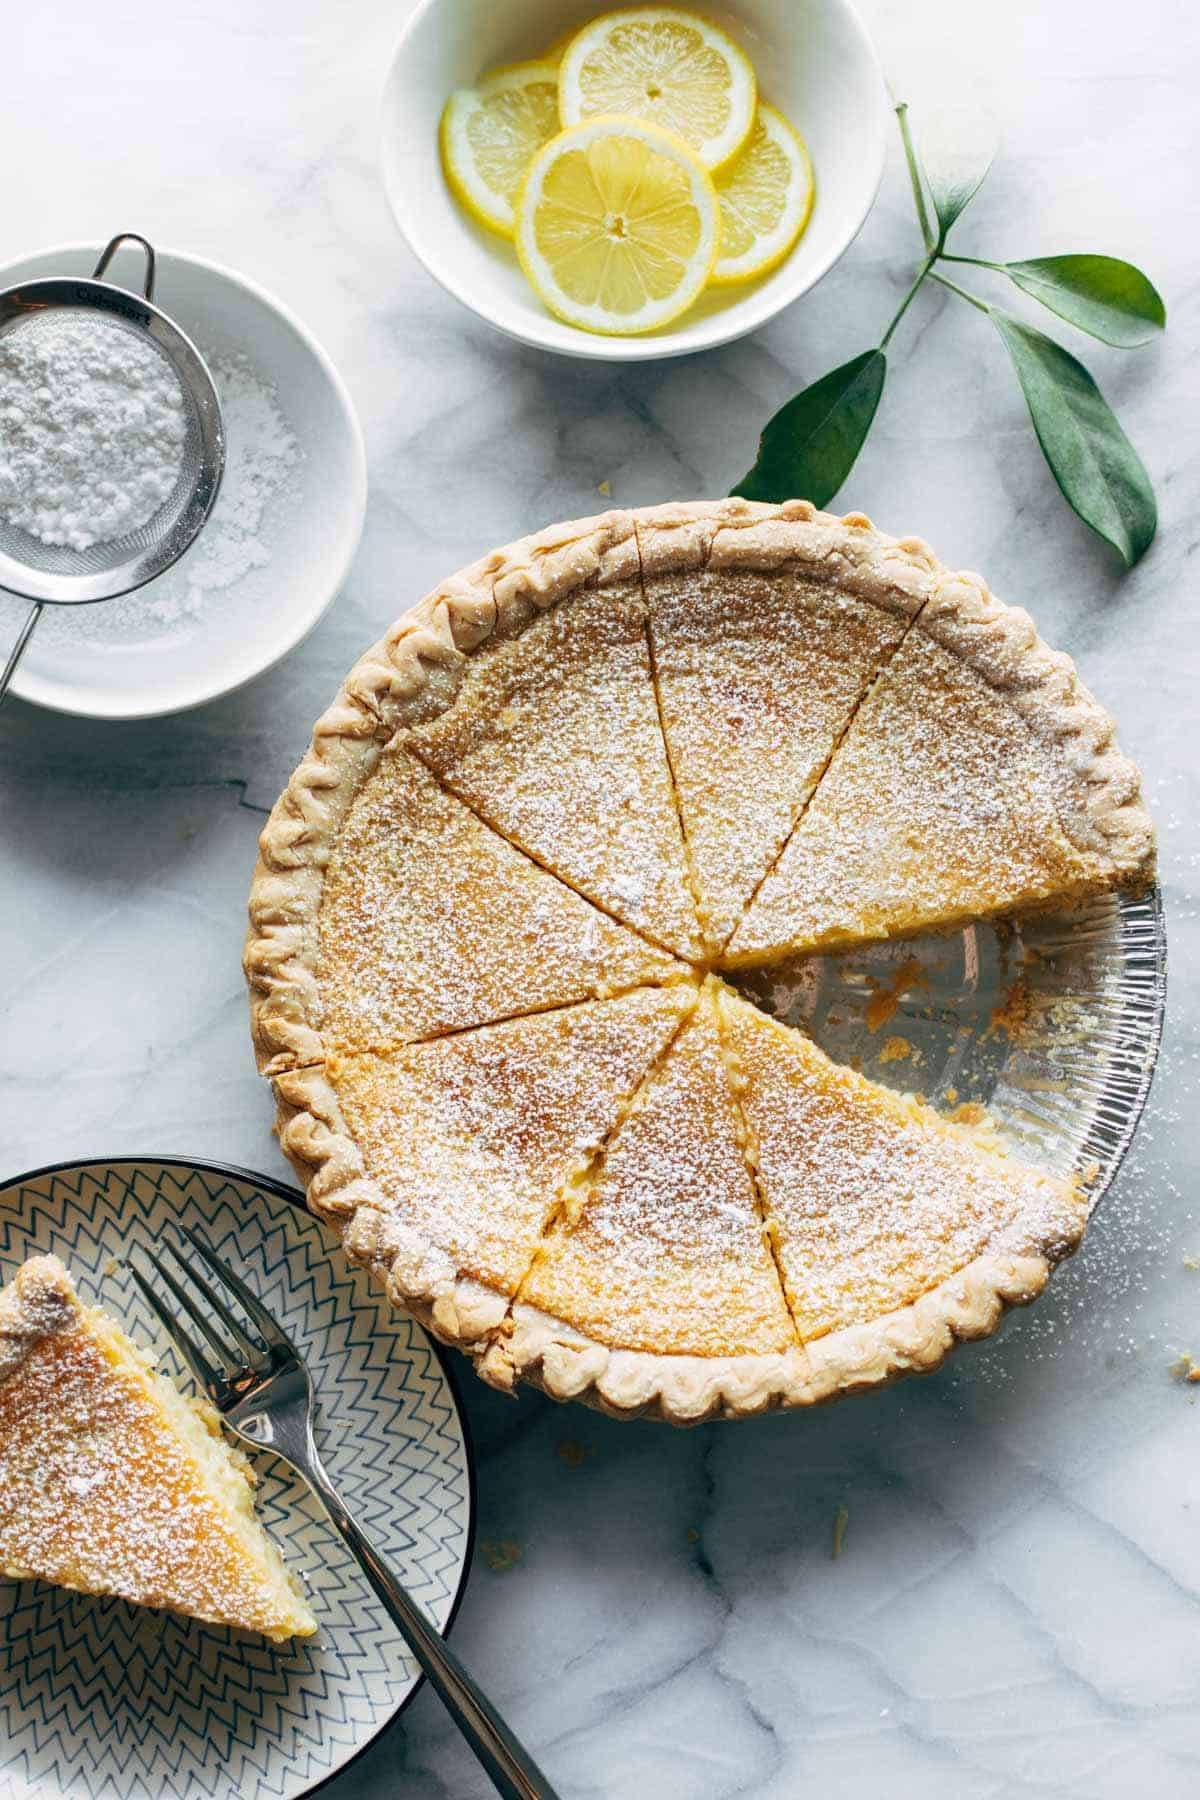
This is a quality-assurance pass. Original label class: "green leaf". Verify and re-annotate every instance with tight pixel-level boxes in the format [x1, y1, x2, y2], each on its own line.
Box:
[1004, 255, 1166, 347]
[990, 310, 1157, 565]
[730, 350, 887, 508]
[915, 106, 997, 239]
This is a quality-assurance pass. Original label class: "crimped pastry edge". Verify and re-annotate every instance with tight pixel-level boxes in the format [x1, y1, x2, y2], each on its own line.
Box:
[268, 961, 1089, 1423]
[246, 497, 1154, 1420]
[271, 1047, 1086, 1423]
[245, 507, 642, 1076]
[271, 1061, 514, 1352]
[474, 1242, 1067, 1423]
[0, 1255, 79, 1388]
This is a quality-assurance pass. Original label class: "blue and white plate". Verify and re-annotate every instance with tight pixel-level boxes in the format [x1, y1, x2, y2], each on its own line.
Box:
[0, 1158, 475, 1800]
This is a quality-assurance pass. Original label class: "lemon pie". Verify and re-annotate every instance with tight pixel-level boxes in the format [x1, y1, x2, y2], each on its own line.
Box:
[247, 500, 1153, 1422]
[0, 1256, 316, 1639]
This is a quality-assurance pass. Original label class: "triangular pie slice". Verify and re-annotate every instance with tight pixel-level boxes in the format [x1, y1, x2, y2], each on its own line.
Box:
[319, 744, 688, 1051]
[0, 1256, 316, 1641]
[517, 983, 795, 1358]
[716, 989, 1086, 1342]
[727, 623, 1141, 965]
[407, 583, 704, 960]
[644, 562, 911, 948]
[326, 984, 698, 1304]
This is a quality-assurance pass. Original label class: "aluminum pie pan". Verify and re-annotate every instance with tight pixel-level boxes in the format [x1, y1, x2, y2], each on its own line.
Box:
[732, 885, 1167, 1214]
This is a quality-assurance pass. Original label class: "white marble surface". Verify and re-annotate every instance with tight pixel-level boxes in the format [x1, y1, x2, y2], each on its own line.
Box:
[3, 1, 1200, 1794]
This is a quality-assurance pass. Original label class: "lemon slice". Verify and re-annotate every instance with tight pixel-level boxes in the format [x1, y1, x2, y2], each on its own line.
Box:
[559, 7, 756, 172]
[712, 102, 814, 285]
[440, 61, 561, 236]
[516, 117, 720, 335]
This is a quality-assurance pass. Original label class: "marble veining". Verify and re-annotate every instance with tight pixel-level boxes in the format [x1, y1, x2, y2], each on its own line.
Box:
[3, 0, 1200, 1793]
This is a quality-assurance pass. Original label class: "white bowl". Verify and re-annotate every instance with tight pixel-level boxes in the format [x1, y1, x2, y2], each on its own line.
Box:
[0, 245, 367, 719]
[381, 0, 888, 361]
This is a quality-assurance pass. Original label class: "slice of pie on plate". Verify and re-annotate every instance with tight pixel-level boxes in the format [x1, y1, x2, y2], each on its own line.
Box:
[0, 1256, 316, 1640]
[247, 500, 1155, 1422]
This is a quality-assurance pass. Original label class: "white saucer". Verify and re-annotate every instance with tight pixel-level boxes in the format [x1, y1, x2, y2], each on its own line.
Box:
[0, 246, 367, 719]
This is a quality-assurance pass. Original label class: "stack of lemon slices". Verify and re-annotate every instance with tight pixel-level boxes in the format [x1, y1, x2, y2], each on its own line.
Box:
[439, 7, 815, 336]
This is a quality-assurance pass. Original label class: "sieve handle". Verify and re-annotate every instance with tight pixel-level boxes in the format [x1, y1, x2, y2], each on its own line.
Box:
[0, 600, 42, 705]
[92, 233, 156, 302]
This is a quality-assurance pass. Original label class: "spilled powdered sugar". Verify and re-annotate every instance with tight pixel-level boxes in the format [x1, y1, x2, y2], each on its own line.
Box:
[143, 352, 299, 628]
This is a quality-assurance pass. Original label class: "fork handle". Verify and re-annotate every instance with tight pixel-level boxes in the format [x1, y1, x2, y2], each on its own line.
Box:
[310, 1466, 561, 1800]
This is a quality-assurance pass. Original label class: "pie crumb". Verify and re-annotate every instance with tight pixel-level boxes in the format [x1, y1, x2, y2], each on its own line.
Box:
[948, 1101, 989, 1127]
[987, 978, 1032, 1042]
[480, 1538, 523, 1573]
[879, 1036, 911, 1065]
[864, 959, 928, 1033]
[557, 1439, 589, 1468]
[1184, 1254, 1200, 1271]
[597, 479, 611, 497]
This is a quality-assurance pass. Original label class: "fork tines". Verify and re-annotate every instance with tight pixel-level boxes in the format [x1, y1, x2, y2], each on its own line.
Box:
[129, 1229, 293, 1398]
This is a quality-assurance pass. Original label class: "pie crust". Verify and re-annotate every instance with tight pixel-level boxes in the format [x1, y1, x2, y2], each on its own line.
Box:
[246, 499, 1154, 1423]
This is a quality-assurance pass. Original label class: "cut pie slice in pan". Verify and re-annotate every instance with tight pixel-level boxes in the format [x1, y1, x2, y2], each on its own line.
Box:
[408, 582, 704, 960]
[644, 560, 914, 949]
[276, 984, 698, 1344]
[727, 593, 1153, 965]
[716, 987, 1088, 1343]
[318, 745, 689, 1054]
[511, 982, 795, 1362]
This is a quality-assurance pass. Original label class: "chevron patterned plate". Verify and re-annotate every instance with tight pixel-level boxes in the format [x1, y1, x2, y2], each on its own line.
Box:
[0, 1158, 475, 1800]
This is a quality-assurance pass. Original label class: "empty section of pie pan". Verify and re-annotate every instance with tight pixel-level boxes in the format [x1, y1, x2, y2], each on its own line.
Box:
[732, 885, 1166, 1213]
[381, 0, 889, 360]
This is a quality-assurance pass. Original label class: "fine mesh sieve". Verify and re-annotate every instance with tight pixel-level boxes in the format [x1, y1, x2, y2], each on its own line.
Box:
[0, 234, 224, 702]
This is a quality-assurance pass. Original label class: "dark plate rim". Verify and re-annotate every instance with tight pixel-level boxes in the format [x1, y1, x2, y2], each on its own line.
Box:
[0, 1152, 479, 1800]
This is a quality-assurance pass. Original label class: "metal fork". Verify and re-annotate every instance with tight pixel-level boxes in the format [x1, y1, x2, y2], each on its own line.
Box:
[131, 1230, 559, 1800]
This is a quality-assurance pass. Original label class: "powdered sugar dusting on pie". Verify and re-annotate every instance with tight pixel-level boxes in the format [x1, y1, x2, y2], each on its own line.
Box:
[519, 986, 795, 1357]
[407, 583, 704, 959]
[719, 990, 1087, 1341]
[330, 985, 697, 1296]
[319, 745, 686, 1050]
[250, 501, 1156, 1421]
[646, 566, 910, 949]
[728, 627, 1119, 965]
[0, 1258, 313, 1640]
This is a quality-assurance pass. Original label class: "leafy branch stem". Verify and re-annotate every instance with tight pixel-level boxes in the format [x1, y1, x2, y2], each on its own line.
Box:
[879, 253, 937, 347]
[894, 102, 937, 253]
[928, 269, 991, 313]
[731, 98, 1163, 566]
